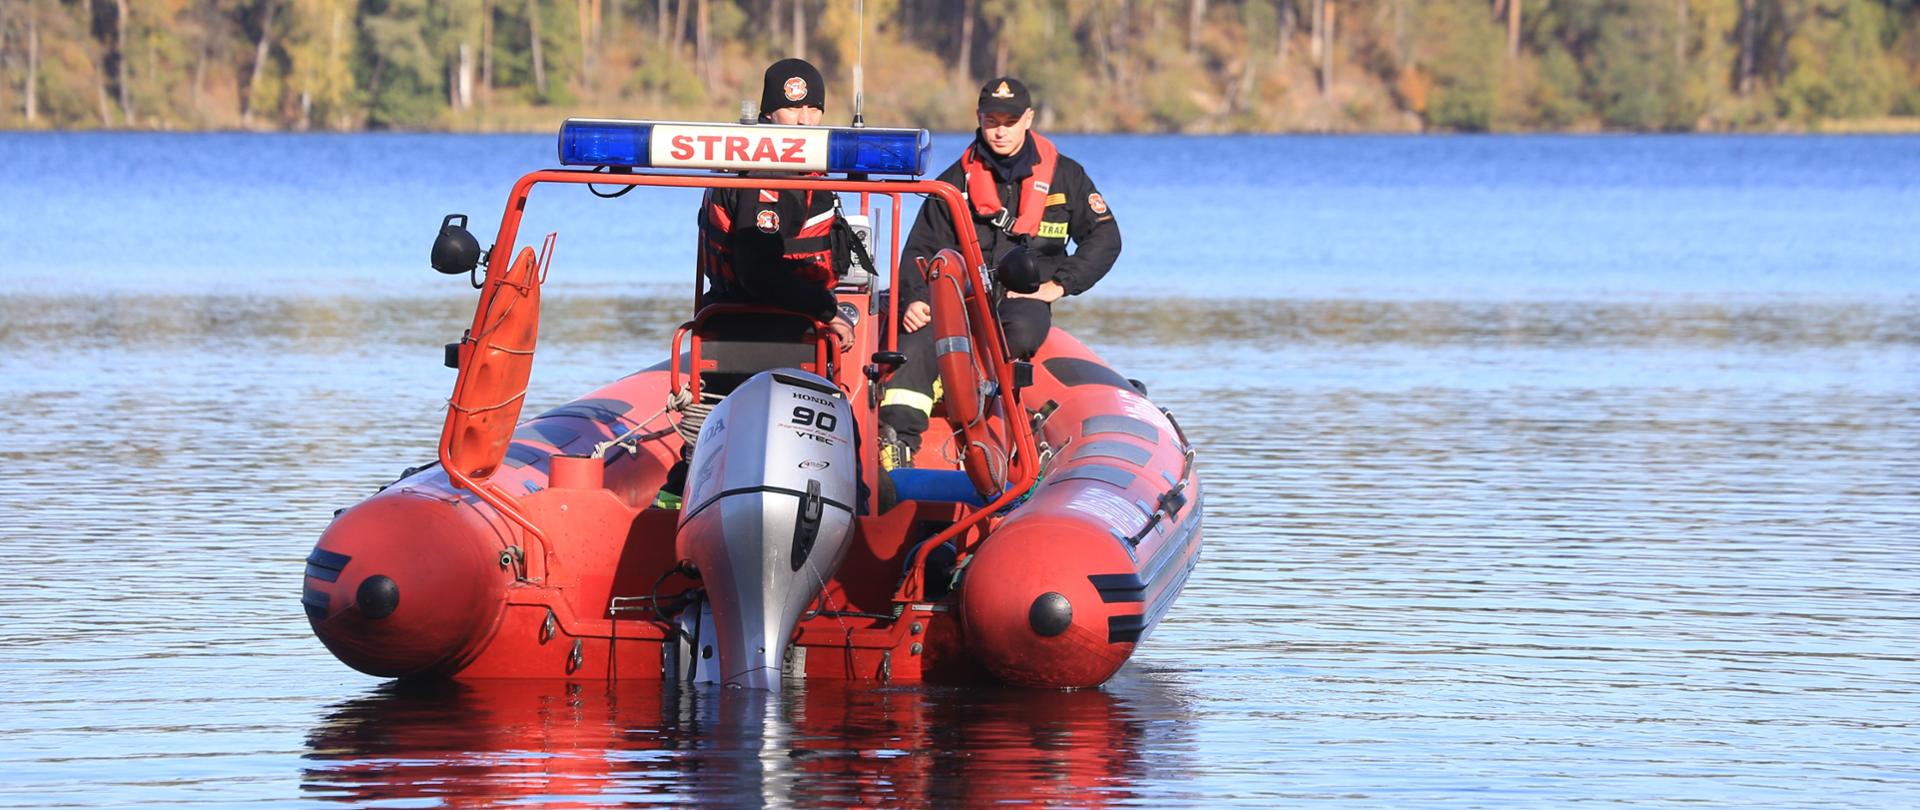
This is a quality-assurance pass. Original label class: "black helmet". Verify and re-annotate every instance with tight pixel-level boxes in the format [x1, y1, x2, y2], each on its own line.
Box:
[994, 245, 1044, 294]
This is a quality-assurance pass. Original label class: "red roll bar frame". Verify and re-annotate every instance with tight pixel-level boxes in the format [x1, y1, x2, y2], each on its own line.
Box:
[437, 169, 1043, 586]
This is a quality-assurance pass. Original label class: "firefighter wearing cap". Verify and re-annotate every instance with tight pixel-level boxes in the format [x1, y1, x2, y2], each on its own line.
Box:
[696, 57, 855, 350]
[877, 76, 1122, 470]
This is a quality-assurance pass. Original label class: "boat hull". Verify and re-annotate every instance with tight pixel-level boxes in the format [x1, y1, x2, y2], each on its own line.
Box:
[303, 329, 1200, 687]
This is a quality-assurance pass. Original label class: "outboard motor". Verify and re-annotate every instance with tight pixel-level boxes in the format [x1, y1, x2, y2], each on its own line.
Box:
[675, 369, 859, 689]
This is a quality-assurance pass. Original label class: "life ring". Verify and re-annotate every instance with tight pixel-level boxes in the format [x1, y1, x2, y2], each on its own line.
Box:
[925, 249, 1007, 496]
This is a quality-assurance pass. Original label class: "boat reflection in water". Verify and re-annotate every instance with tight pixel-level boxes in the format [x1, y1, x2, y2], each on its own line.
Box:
[301, 676, 1193, 806]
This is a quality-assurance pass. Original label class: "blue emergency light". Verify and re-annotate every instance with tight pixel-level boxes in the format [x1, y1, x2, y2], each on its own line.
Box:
[557, 118, 930, 176]
[559, 119, 652, 166]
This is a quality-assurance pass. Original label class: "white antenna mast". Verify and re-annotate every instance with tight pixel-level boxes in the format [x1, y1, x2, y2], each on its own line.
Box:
[852, 0, 866, 127]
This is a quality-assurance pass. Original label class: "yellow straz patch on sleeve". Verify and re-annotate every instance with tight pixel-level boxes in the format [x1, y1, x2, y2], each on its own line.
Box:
[1037, 220, 1070, 239]
[1045, 193, 1067, 207]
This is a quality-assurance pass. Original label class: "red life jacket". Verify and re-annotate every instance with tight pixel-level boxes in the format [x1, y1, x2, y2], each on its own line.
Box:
[961, 133, 1058, 237]
[699, 187, 838, 293]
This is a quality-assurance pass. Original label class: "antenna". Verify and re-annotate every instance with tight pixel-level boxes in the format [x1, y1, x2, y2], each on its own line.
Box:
[852, 0, 866, 128]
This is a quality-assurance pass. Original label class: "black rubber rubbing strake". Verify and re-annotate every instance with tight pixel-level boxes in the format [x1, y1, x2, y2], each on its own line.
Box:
[304, 548, 351, 583]
[1087, 573, 1148, 604]
[301, 587, 330, 622]
[1107, 614, 1148, 644]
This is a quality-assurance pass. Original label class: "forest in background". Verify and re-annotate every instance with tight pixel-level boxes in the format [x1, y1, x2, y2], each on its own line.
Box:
[1, 0, 1917, 133]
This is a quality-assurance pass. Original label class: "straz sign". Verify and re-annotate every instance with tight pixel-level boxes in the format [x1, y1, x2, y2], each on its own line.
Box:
[650, 124, 829, 172]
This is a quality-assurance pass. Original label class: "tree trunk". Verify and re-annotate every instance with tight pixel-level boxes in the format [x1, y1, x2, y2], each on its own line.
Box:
[1393, 0, 1406, 65]
[1736, 0, 1756, 96]
[243, 2, 276, 128]
[770, 0, 783, 51]
[656, 0, 667, 46]
[192, 1, 211, 113]
[1278, 0, 1293, 63]
[1234, 9, 1256, 110]
[327, 5, 344, 126]
[191, 40, 206, 113]
[114, 0, 131, 122]
[1319, 0, 1334, 97]
[994, 20, 1008, 77]
[1675, 0, 1687, 66]
[458, 42, 474, 110]
[26, 2, 39, 124]
[791, 0, 804, 60]
[696, 0, 710, 91]
[1507, 0, 1520, 59]
[672, 0, 689, 57]
[529, 0, 547, 96]
[956, 0, 972, 85]
[1309, 0, 1322, 63]
[482, 0, 494, 104]
[1092, 0, 1113, 84]
[1187, 0, 1206, 54]
[577, 0, 589, 86]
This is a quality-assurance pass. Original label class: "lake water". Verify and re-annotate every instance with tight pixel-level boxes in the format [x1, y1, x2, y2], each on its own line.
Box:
[1, 132, 1917, 806]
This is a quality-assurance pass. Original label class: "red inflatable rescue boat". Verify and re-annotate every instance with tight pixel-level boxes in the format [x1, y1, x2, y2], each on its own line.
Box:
[301, 118, 1203, 689]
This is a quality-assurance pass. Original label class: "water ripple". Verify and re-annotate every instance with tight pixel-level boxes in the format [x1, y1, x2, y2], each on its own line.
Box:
[2, 291, 1916, 807]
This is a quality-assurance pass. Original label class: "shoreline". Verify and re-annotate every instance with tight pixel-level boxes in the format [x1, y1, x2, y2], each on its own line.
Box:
[7, 119, 1920, 136]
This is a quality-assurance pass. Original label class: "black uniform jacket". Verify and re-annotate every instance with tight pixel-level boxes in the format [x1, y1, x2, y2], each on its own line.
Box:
[896, 139, 1120, 307]
[700, 183, 842, 323]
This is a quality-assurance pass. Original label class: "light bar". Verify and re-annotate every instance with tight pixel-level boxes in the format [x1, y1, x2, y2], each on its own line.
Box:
[558, 118, 931, 176]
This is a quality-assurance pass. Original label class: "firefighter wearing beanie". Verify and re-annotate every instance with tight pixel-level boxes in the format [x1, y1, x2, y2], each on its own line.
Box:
[876, 76, 1122, 471]
[657, 58, 853, 510]
[695, 57, 851, 350]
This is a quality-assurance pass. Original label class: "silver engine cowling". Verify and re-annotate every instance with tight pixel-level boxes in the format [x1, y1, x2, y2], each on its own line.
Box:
[674, 369, 858, 689]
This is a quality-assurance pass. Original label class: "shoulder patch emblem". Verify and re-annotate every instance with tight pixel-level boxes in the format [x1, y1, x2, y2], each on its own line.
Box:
[783, 77, 808, 102]
[756, 209, 780, 233]
[1087, 192, 1108, 215]
[1045, 193, 1067, 207]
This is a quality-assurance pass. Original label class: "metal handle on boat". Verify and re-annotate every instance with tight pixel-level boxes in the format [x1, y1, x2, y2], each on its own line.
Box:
[1120, 410, 1198, 547]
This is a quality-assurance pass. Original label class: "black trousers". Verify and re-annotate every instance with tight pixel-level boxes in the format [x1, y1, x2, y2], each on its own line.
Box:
[880, 297, 1051, 448]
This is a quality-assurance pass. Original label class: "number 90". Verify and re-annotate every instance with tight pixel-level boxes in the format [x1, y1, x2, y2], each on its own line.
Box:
[791, 406, 837, 432]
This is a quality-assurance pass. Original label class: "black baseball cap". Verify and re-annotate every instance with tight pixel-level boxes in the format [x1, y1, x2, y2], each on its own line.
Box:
[760, 58, 825, 120]
[977, 77, 1031, 115]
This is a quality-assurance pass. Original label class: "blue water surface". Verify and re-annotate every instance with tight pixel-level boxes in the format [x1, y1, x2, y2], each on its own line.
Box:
[1, 132, 1917, 807]
[3, 132, 1914, 299]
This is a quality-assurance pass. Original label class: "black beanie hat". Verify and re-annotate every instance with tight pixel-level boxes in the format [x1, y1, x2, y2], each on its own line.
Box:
[760, 58, 826, 120]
